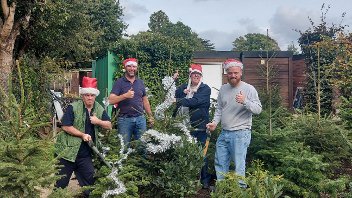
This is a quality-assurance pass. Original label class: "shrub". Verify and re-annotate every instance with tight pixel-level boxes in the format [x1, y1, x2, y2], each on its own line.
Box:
[0, 64, 58, 197]
[211, 160, 284, 198]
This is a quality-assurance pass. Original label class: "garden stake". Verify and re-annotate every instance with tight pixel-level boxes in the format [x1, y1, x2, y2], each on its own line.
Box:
[88, 140, 112, 169]
[203, 129, 211, 156]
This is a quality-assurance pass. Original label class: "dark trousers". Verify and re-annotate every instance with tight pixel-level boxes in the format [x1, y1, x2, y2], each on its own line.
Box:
[55, 157, 95, 196]
[191, 130, 211, 185]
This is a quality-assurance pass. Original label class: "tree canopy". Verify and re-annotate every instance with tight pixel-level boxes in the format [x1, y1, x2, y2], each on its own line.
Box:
[297, 4, 347, 115]
[232, 33, 280, 51]
[0, 0, 126, 91]
[22, 0, 126, 61]
[148, 10, 214, 51]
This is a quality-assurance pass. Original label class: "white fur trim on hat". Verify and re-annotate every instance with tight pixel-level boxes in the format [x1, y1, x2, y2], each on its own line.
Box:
[124, 61, 138, 67]
[223, 59, 243, 70]
[79, 87, 100, 96]
[189, 68, 202, 75]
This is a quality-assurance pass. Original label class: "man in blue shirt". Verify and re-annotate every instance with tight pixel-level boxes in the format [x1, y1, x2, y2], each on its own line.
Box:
[109, 58, 154, 147]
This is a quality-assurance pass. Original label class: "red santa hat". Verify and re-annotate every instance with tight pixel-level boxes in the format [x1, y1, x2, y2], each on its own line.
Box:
[186, 64, 203, 94]
[189, 64, 203, 75]
[79, 76, 100, 96]
[222, 59, 243, 70]
[123, 58, 138, 67]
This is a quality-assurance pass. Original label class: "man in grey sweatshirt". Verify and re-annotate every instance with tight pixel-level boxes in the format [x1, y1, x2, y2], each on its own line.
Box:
[206, 58, 262, 187]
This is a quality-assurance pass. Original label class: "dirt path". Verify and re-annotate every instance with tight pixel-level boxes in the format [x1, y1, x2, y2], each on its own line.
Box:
[40, 176, 80, 198]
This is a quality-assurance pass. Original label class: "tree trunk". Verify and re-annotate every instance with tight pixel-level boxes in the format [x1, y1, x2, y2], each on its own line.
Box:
[0, 0, 16, 93]
[0, 1, 29, 93]
[0, 45, 14, 93]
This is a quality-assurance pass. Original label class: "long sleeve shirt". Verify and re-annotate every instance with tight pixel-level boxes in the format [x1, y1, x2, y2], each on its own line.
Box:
[213, 81, 262, 131]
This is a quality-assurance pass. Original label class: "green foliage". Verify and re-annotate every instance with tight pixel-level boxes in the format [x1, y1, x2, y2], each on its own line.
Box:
[148, 10, 170, 32]
[48, 187, 77, 198]
[297, 4, 347, 115]
[232, 33, 280, 51]
[11, 54, 58, 109]
[340, 97, 352, 129]
[250, 111, 352, 197]
[23, 0, 126, 61]
[211, 161, 284, 198]
[148, 11, 214, 51]
[330, 33, 352, 98]
[90, 130, 151, 198]
[0, 66, 58, 197]
[288, 113, 352, 162]
[91, 112, 204, 197]
[287, 42, 300, 55]
[113, 32, 193, 109]
[250, 130, 328, 197]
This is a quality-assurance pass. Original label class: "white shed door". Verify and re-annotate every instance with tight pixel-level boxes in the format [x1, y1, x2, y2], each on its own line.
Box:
[201, 64, 222, 100]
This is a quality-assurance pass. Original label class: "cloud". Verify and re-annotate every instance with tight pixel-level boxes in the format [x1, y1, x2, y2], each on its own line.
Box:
[269, 6, 314, 49]
[237, 18, 262, 33]
[199, 30, 242, 51]
[120, 1, 148, 21]
[193, 0, 223, 2]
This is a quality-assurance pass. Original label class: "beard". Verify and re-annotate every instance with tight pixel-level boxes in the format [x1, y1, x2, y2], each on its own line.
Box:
[126, 70, 136, 77]
[228, 77, 240, 86]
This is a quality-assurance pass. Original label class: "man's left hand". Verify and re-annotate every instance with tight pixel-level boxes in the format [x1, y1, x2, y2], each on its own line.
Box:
[235, 91, 245, 104]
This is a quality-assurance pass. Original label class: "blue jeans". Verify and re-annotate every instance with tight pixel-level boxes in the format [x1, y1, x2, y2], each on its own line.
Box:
[215, 129, 251, 185]
[118, 115, 147, 147]
[191, 130, 211, 186]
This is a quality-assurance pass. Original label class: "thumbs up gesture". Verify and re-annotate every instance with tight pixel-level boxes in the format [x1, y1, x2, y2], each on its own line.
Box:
[90, 113, 100, 125]
[124, 88, 135, 99]
[235, 91, 245, 104]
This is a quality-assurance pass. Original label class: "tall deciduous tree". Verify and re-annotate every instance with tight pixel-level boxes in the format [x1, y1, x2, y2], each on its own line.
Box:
[21, 0, 126, 61]
[148, 10, 170, 32]
[0, 0, 44, 92]
[1, 0, 126, 91]
[232, 33, 280, 51]
[148, 10, 214, 51]
[287, 42, 300, 55]
[297, 4, 346, 115]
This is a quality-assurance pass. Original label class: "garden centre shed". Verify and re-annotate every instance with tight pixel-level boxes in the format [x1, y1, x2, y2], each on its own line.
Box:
[92, 51, 120, 116]
[193, 51, 306, 109]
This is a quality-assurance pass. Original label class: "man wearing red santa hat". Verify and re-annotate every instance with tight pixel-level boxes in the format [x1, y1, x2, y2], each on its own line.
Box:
[109, 58, 154, 147]
[55, 76, 112, 197]
[207, 58, 262, 188]
[173, 63, 212, 189]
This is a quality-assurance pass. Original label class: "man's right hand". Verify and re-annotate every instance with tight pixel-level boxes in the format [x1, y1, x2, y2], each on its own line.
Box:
[124, 88, 134, 99]
[82, 134, 92, 142]
[206, 122, 217, 132]
[173, 70, 179, 80]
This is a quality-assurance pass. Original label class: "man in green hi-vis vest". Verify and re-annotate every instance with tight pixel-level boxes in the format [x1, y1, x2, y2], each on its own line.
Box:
[54, 76, 112, 197]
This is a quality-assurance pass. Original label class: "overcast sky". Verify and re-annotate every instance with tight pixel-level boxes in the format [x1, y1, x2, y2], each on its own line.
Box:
[119, 0, 352, 51]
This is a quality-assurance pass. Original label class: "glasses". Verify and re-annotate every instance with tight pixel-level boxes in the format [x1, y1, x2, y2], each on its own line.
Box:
[191, 72, 202, 77]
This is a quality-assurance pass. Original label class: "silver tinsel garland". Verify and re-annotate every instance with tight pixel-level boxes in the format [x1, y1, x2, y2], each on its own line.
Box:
[140, 129, 182, 154]
[155, 76, 177, 120]
[102, 134, 133, 197]
[154, 76, 194, 142]
[102, 76, 197, 197]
